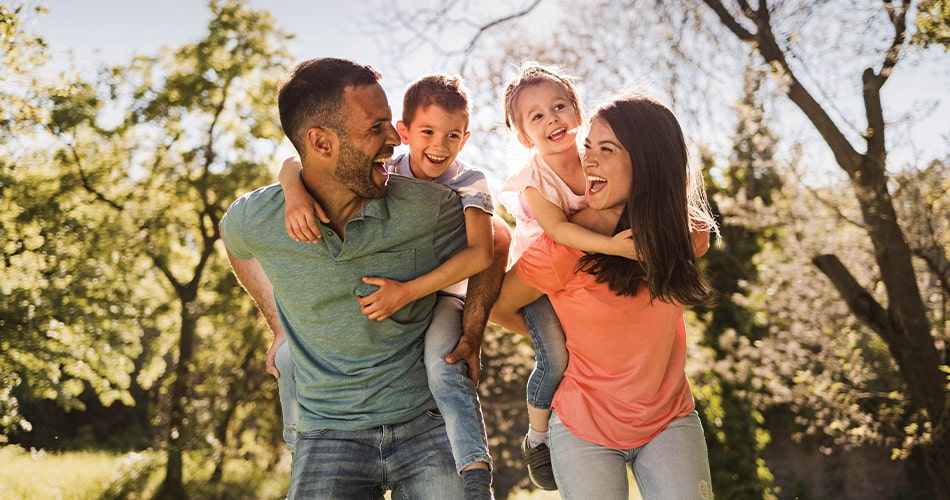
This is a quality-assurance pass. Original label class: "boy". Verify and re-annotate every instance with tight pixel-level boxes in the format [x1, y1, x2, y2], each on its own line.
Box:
[276, 73, 505, 499]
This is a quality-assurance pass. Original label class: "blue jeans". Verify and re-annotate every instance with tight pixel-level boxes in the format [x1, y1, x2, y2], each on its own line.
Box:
[424, 294, 492, 472]
[289, 410, 462, 499]
[549, 411, 713, 499]
[522, 296, 568, 409]
[275, 338, 298, 453]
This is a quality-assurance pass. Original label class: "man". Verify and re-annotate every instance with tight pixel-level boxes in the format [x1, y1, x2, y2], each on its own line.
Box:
[222, 58, 499, 498]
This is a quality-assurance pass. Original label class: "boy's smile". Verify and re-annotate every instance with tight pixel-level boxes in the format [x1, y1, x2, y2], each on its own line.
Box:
[397, 104, 471, 181]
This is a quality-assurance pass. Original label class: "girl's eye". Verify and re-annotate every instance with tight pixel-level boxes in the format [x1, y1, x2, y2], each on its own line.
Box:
[531, 113, 543, 121]
[554, 103, 566, 111]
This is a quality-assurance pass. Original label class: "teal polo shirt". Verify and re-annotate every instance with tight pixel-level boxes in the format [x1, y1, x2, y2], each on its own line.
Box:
[222, 175, 466, 431]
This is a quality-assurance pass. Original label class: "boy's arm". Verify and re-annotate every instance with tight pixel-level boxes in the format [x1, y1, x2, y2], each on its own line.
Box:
[447, 216, 512, 384]
[524, 187, 638, 259]
[358, 208, 494, 321]
[277, 156, 328, 243]
[225, 248, 285, 379]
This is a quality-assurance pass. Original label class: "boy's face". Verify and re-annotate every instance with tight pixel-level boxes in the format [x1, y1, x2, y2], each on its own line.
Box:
[396, 105, 471, 181]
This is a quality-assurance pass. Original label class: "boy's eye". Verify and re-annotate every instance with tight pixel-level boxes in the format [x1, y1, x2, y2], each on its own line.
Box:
[421, 129, 434, 135]
[448, 133, 460, 140]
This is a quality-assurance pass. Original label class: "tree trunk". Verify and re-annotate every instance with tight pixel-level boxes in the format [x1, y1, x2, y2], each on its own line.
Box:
[158, 294, 198, 499]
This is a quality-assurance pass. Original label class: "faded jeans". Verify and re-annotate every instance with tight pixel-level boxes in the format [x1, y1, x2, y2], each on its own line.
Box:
[522, 295, 568, 409]
[550, 410, 713, 500]
[289, 410, 462, 499]
[275, 338, 298, 453]
[424, 294, 492, 472]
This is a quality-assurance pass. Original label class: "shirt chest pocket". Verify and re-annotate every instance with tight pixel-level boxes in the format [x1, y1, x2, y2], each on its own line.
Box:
[356, 250, 417, 296]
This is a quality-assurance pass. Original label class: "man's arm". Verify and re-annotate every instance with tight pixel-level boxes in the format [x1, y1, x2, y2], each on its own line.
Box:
[225, 247, 285, 379]
[446, 216, 512, 384]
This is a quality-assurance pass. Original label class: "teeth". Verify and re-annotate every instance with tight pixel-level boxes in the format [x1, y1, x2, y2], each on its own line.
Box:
[374, 156, 392, 164]
[425, 153, 448, 162]
[548, 127, 567, 140]
[587, 176, 607, 182]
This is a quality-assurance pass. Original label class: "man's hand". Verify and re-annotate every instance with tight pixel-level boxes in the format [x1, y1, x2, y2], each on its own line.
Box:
[265, 337, 282, 379]
[445, 333, 482, 385]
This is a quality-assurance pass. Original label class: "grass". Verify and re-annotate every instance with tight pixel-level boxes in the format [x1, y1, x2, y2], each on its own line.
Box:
[1, 445, 641, 499]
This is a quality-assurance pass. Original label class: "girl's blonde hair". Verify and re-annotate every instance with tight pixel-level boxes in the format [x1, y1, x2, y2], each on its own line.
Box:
[502, 61, 583, 134]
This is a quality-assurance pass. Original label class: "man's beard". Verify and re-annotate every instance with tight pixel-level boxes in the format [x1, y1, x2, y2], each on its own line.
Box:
[335, 136, 387, 199]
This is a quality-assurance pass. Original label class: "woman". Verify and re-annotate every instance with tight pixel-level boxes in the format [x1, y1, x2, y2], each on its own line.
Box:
[491, 92, 717, 499]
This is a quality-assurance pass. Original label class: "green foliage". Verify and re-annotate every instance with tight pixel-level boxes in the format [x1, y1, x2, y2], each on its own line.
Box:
[0, 445, 123, 500]
[913, 0, 950, 50]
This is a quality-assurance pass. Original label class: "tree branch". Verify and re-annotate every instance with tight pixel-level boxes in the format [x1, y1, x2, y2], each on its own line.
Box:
[812, 253, 892, 340]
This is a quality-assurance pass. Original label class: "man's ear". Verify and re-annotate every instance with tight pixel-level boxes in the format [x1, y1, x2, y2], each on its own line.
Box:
[396, 120, 411, 145]
[306, 127, 337, 159]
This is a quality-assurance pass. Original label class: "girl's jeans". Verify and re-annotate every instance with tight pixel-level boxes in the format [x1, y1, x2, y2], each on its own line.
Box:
[522, 295, 569, 409]
[550, 410, 713, 499]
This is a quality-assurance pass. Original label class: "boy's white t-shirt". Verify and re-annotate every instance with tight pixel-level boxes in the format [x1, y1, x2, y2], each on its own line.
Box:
[499, 150, 588, 265]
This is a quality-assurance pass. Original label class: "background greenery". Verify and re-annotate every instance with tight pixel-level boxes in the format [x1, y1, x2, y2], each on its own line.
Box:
[2, 0, 948, 498]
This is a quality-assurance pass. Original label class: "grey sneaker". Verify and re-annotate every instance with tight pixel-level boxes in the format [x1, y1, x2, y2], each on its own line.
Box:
[521, 434, 557, 490]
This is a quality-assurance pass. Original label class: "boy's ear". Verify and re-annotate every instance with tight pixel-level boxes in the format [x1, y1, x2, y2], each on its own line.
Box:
[516, 131, 533, 149]
[395, 120, 411, 145]
[459, 130, 472, 149]
[305, 127, 336, 159]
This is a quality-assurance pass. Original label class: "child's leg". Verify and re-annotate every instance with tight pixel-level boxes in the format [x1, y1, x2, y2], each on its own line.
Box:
[274, 338, 298, 453]
[522, 295, 568, 433]
[519, 295, 567, 491]
[423, 294, 493, 474]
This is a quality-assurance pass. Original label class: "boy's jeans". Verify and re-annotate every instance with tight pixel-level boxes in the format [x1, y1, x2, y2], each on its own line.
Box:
[424, 294, 493, 472]
[275, 338, 298, 453]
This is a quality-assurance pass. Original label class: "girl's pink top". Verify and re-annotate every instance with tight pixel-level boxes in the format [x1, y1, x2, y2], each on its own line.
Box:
[499, 151, 587, 264]
[515, 235, 696, 449]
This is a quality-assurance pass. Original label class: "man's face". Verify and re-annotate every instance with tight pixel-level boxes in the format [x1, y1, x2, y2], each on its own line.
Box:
[334, 84, 400, 199]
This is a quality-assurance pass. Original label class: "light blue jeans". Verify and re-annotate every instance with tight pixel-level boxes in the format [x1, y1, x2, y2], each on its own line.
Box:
[289, 410, 462, 499]
[549, 411, 713, 499]
[522, 296, 569, 409]
[275, 338, 298, 453]
[424, 294, 492, 472]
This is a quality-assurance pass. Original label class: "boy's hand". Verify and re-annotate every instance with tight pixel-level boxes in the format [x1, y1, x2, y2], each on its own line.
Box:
[611, 229, 638, 260]
[285, 195, 328, 243]
[357, 277, 415, 321]
[445, 334, 482, 385]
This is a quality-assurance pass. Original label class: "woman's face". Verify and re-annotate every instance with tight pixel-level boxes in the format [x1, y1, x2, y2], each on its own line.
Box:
[583, 117, 632, 211]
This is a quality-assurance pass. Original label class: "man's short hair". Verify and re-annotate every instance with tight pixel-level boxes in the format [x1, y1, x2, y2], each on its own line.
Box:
[401, 73, 470, 129]
[278, 58, 382, 155]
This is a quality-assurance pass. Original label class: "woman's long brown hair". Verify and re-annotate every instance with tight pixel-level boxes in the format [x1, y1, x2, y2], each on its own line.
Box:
[577, 93, 717, 307]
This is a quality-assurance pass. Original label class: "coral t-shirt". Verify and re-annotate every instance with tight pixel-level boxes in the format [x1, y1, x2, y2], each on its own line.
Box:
[515, 235, 696, 449]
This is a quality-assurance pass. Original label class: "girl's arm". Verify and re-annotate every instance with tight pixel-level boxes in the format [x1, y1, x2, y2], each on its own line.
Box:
[489, 268, 543, 337]
[357, 208, 494, 321]
[277, 157, 328, 243]
[524, 187, 638, 259]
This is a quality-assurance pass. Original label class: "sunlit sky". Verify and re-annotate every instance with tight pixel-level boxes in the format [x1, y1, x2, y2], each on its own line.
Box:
[30, 1, 949, 184]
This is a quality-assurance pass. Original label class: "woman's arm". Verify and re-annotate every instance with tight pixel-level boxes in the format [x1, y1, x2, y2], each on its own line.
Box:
[489, 268, 543, 337]
[524, 187, 637, 259]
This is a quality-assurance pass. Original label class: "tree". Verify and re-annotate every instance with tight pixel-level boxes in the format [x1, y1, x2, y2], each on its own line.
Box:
[15, 0, 293, 495]
[372, 0, 950, 495]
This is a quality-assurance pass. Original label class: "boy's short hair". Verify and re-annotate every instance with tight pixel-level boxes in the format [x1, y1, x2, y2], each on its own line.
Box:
[278, 58, 381, 156]
[402, 73, 470, 128]
[503, 61, 582, 133]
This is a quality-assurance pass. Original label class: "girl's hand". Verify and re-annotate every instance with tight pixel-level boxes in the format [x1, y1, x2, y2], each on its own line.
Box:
[357, 277, 415, 321]
[611, 229, 638, 260]
[284, 194, 327, 243]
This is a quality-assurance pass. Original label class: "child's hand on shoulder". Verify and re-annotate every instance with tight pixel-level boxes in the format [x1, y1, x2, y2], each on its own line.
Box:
[611, 229, 638, 260]
[284, 192, 326, 243]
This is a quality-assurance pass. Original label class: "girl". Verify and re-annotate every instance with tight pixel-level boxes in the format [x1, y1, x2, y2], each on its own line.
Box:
[496, 62, 637, 491]
[492, 92, 717, 499]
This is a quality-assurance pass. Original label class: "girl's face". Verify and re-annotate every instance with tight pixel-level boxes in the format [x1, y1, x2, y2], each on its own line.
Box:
[583, 117, 632, 211]
[512, 81, 581, 156]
